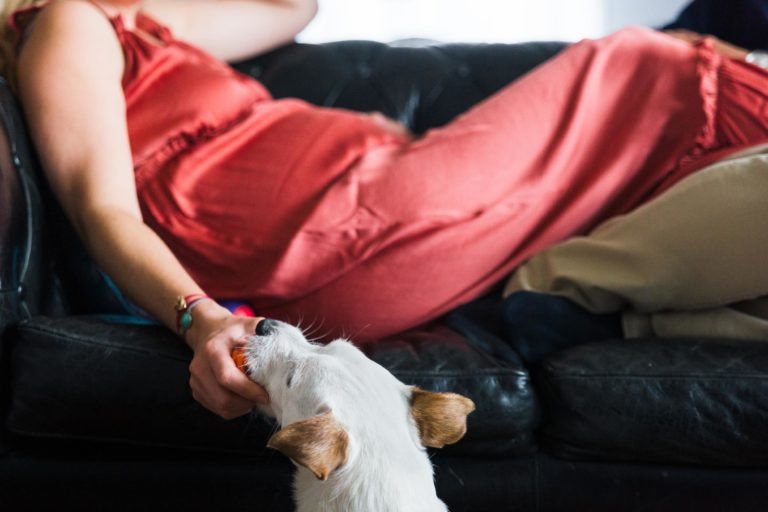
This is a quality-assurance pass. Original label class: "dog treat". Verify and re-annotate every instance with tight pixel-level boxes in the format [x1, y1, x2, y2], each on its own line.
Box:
[231, 347, 248, 373]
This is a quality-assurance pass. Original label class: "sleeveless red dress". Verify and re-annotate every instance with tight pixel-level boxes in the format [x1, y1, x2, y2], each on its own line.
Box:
[13, 5, 768, 340]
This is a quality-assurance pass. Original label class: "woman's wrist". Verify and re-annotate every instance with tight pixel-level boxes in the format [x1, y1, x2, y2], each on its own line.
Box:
[182, 299, 231, 350]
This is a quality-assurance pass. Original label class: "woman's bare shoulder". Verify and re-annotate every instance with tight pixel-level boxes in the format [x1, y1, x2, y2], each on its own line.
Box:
[22, 0, 121, 47]
[18, 0, 123, 78]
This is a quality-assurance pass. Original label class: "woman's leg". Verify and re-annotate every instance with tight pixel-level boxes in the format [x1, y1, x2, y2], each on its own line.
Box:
[263, 28, 768, 340]
[356, 27, 714, 231]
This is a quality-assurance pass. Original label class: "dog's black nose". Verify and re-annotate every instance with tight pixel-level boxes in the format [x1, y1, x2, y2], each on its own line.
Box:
[255, 318, 277, 336]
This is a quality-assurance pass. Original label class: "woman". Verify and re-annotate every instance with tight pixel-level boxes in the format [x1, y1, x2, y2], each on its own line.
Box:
[2, 0, 767, 419]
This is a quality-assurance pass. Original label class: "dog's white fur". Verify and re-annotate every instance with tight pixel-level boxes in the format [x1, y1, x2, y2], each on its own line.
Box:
[240, 320, 475, 512]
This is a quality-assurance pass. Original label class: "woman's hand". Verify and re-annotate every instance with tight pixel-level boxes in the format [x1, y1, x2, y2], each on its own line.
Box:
[145, 0, 318, 62]
[185, 301, 270, 419]
[363, 111, 413, 139]
[664, 29, 750, 60]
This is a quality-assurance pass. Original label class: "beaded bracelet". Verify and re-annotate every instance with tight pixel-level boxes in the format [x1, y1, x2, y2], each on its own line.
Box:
[175, 294, 212, 338]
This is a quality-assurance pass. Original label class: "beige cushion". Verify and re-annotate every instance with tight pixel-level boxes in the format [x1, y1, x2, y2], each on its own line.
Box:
[504, 146, 768, 340]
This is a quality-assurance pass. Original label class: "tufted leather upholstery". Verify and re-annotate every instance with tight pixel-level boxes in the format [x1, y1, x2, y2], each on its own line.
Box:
[538, 337, 768, 466]
[3, 39, 768, 511]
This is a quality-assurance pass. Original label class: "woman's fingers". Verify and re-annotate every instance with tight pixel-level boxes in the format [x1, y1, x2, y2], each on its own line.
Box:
[188, 316, 271, 418]
[364, 111, 413, 138]
[209, 344, 270, 405]
[189, 358, 255, 419]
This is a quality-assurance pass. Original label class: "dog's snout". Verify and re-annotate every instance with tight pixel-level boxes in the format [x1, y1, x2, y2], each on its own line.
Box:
[256, 318, 278, 336]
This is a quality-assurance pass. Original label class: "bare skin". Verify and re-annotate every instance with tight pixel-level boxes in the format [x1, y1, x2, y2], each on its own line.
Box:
[664, 28, 750, 60]
[17, 0, 317, 419]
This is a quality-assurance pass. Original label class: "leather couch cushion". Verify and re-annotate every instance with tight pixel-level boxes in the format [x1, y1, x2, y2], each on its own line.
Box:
[6, 315, 536, 456]
[537, 338, 768, 467]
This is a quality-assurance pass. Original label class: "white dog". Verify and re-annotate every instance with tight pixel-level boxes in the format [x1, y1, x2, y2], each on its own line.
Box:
[237, 319, 475, 512]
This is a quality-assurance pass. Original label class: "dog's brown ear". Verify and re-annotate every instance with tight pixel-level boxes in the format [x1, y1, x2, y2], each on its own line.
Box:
[410, 387, 476, 449]
[267, 410, 349, 481]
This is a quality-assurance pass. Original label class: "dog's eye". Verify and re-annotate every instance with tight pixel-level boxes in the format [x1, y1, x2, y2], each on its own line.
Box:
[286, 366, 295, 388]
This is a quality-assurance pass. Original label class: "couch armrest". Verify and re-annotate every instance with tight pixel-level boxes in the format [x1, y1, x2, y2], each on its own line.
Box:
[1, 78, 40, 330]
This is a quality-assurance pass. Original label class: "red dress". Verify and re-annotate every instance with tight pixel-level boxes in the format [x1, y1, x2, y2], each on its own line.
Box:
[14, 6, 768, 340]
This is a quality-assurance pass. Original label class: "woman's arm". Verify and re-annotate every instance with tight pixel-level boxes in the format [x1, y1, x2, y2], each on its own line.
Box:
[144, 0, 318, 61]
[664, 29, 750, 60]
[18, 0, 266, 419]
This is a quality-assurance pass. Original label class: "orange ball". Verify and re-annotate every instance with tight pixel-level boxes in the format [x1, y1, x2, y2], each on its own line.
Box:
[231, 347, 248, 373]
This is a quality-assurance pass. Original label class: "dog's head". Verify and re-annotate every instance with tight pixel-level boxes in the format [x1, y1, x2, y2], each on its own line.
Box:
[240, 319, 475, 482]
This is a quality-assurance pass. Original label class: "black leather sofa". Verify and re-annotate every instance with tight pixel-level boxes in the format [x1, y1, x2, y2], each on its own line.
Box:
[3, 39, 768, 511]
